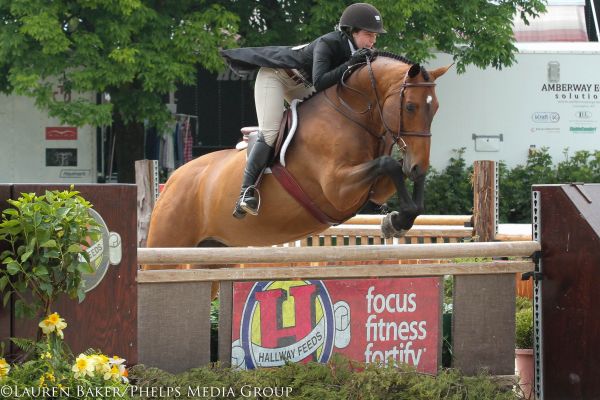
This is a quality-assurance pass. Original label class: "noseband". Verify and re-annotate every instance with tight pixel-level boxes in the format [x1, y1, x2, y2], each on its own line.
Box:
[324, 57, 436, 155]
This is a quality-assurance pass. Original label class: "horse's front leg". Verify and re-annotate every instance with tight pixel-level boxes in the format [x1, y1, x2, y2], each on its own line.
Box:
[369, 156, 425, 238]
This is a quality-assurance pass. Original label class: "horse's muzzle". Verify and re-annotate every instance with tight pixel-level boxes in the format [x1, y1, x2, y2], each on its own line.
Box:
[398, 157, 426, 181]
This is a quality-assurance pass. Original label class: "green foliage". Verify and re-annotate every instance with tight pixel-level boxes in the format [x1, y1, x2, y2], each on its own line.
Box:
[501, 148, 600, 222]
[130, 355, 520, 399]
[0, 188, 100, 319]
[0, 1, 239, 127]
[210, 0, 545, 73]
[1, 0, 547, 127]
[515, 297, 533, 349]
[415, 148, 600, 223]
[515, 296, 533, 313]
[425, 148, 474, 217]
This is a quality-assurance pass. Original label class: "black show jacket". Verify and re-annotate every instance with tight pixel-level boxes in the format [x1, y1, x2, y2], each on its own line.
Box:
[220, 30, 354, 91]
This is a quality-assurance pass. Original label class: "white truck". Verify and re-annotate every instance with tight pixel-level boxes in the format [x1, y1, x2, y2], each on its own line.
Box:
[0, 91, 97, 183]
[428, 42, 600, 170]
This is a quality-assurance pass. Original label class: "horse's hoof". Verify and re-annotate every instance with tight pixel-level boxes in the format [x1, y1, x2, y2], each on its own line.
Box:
[392, 229, 408, 238]
[381, 212, 409, 239]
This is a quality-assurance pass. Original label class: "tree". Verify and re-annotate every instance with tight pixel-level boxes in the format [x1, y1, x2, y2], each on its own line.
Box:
[209, 0, 546, 72]
[1, 0, 545, 182]
[0, 0, 238, 182]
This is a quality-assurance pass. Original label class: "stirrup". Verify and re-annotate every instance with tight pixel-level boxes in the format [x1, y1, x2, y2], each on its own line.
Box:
[232, 201, 247, 219]
[240, 186, 261, 216]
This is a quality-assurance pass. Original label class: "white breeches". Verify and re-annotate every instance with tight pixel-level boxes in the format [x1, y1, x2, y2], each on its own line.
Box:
[254, 67, 316, 146]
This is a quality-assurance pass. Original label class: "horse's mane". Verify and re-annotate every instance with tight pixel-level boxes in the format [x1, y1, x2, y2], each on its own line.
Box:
[376, 51, 430, 81]
[299, 51, 428, 102]
[375, 51, 415, 65]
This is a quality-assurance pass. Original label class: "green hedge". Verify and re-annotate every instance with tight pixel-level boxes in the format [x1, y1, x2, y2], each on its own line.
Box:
[386, 148, 600, 223]
[130, 355, 521, 400]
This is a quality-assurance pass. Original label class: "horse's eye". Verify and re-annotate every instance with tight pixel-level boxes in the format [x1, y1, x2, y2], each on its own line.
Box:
[406, 103, 416, 112]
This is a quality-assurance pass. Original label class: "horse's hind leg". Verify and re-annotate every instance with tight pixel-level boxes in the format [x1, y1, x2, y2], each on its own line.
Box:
[198, 239, 229, 299]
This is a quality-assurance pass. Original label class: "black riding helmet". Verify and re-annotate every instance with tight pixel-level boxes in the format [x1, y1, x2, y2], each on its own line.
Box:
[339, 3, 386, 34]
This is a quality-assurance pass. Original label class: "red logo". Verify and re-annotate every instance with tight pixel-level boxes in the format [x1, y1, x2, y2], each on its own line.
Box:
[46, 127, 77, 140]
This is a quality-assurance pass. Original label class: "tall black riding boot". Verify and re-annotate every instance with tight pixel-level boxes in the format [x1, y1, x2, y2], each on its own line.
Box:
[232, 135, 274, 219]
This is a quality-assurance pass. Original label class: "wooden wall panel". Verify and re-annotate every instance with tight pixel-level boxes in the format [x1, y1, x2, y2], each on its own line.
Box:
[0, 185, 12, 353]
[537, 184, 600, 400]
[11, 184, 137, 363]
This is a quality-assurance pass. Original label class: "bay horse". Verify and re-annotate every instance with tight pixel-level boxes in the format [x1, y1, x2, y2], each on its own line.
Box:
[146, 54, 450, 263]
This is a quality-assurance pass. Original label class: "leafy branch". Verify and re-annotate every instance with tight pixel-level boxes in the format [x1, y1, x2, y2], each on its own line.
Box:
[0, 188, 100, 322]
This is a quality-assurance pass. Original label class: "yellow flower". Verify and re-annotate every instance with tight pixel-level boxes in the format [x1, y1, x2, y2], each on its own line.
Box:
[45, 372, 55, 382]
[0, 358, 10, 379]
[90, 354, 110, 374]
[40, 352, 52, 360]
[103, 365, 121, 381]
[39, 313, 67, 338]
[109, 356, 128, 382]
[38, 375, 45, 387]
[72, 354, 95, 378]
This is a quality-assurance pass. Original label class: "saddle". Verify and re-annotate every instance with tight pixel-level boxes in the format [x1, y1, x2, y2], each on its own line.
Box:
[236, 99, 301, 168]
[235, 100, 345, 226]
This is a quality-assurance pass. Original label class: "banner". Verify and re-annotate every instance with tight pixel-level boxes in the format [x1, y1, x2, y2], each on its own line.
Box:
[232, 278, 441, 373]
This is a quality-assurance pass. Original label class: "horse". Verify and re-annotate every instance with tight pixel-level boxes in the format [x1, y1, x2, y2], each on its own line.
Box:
[146, 54, 450, 279]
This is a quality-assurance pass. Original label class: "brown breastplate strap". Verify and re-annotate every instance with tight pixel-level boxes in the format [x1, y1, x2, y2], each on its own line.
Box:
[271, 163, 345, 226]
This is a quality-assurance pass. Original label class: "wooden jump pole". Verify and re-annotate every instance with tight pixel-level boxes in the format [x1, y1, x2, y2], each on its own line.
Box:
[137, 260, 534, 283]
[346, 214, 472, 226]
[137, 241, 540, 265]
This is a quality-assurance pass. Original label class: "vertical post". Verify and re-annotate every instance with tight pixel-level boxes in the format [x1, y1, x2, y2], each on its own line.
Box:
[453, 160, 515, 375]
[218, 282, 234, 367]
[135, 160, 159, 247]
[472, 160, 497, 242]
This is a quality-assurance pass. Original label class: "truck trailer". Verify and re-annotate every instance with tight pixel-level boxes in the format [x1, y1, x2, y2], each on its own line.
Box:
[428, 42, 600, 170]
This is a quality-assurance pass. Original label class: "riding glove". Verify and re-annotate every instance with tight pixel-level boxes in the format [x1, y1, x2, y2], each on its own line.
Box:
[348, 48, 375, 65]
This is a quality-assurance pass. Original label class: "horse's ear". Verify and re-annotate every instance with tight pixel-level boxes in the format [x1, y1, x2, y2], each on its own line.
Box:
[429, 64, 453, 80]
[408, 63, 421, 78]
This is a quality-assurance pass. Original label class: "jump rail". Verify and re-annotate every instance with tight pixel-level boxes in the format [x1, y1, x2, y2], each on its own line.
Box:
[137, 241, 539, 283]
[345, 214, 472, 226]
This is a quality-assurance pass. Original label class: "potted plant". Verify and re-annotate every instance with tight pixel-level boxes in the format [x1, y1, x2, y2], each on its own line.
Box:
[515, 296, 534, 399]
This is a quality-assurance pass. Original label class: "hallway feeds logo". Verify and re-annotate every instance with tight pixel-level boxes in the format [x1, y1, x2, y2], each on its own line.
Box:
[233, 281, 350, 369]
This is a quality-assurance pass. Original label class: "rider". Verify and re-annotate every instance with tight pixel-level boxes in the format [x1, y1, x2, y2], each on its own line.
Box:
[221, 3, 386, 219]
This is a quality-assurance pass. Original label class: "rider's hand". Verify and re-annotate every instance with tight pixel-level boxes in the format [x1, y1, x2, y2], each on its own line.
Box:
[348, 48, 375, 66]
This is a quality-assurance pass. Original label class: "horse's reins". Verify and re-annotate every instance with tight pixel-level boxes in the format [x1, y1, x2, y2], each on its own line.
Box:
[323, 55, 436, 156]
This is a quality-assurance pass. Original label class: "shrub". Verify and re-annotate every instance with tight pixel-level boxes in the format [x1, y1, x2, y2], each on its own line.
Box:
[403, 148, 600, 223]
[515, 297, 534, 349]
[0, 188, 100, 321]
[130, 355, 521, 400]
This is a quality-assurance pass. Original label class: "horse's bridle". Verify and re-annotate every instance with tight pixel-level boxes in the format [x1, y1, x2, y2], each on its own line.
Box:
[323, 56, 436, 156]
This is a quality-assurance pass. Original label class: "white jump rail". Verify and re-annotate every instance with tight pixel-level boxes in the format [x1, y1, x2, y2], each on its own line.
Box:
[346, 214, 472, 226]
[137, 241, 540, 283]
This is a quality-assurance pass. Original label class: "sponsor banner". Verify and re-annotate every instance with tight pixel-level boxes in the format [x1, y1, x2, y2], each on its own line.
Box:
[232, 278, 440, 373]
[45, 126, 77, 140]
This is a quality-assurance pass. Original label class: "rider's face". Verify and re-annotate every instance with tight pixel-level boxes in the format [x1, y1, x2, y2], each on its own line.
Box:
[352, 30, 378, 49]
